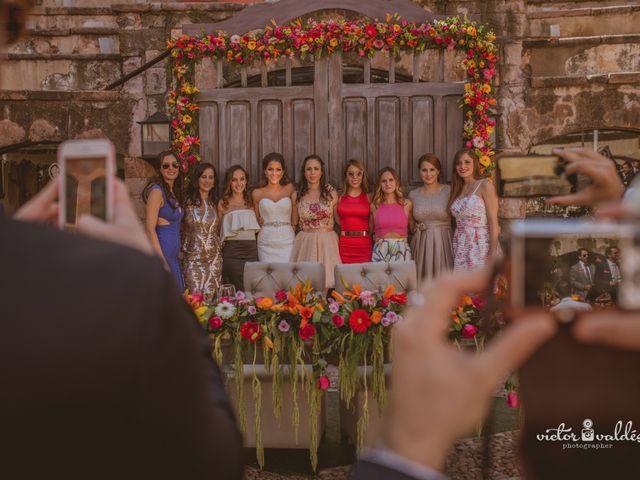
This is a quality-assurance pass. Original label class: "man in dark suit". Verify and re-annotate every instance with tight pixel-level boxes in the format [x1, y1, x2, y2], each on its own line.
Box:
[1, 180, 243, 479]
[594, 246, 622, 302]
[569, 248, 596, 300]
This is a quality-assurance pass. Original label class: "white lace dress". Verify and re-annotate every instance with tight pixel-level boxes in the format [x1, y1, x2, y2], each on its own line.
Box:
[257, 197, 295, 262]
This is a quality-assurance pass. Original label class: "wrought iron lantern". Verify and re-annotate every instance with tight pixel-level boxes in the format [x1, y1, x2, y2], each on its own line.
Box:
[137, 111, 171, 163]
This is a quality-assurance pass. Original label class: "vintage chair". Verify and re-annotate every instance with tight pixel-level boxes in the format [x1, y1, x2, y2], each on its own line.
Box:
[333, 261, 417, 293]
[243, 261, 325, 297]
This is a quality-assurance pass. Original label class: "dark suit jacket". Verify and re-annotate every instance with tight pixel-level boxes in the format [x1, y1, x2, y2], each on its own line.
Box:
[0, 218, 243, 479]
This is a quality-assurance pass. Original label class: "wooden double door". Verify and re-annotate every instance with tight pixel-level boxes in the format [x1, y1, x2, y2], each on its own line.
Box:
[198, 54, 464, 188]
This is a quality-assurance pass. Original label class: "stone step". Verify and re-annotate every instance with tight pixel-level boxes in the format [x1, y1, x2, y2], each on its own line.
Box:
[523, 34, 640, 76]
[9, 28, 120, 55]
[528, 5, 640, 37]
[527, 0, 639, 11]
[0, 54, 123, 91]
[530, 71, 640, 88]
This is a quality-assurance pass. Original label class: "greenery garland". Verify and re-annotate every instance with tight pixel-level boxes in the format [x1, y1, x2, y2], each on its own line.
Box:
[167, 15, 498, 174]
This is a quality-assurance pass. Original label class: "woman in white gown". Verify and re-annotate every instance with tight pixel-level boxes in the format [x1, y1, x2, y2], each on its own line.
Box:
[251, 152, 296, 262]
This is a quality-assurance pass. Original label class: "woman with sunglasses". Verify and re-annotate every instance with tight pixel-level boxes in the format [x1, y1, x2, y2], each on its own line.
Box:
[335, 159, 373, 263]
[143, 151, 184, 291]
[181, 162, 222, 301]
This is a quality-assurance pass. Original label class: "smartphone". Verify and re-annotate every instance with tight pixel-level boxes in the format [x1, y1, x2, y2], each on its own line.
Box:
[496, 154, 578, 197]
[58, 139, 115, 229]
[507, 219, 640, 314]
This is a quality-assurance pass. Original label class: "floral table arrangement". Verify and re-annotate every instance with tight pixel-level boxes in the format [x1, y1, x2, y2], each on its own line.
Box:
[185, 276, 510, 469]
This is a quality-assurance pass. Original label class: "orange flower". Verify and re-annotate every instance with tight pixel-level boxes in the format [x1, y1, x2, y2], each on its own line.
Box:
[256, 297, 274, 310]
[383, 284, 396, 299]
[297, 305, 315, 320]
[371, 311, 383, 324]
[332, 291, 346, 303]
[452, 311, 461, 324]
[461, 295, 473, 306]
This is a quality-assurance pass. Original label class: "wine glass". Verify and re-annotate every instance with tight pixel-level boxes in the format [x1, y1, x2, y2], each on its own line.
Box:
[217, 283, 236, 301]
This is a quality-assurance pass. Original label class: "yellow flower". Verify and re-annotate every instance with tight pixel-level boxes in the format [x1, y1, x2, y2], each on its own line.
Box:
[480, 155, 491, 167]
[487, 126, 494, 134]
[182, 114, 192, 124]
[247, 40, 257, 50]
[329, 37, 338, 48]
[392, 24, 401, 33]
[482, 84, 491, 93]
[464, 98, 471, 104]
[467, 26, 477, 37]
[194, 306, 207, 321]
[263, 336, 274, 349]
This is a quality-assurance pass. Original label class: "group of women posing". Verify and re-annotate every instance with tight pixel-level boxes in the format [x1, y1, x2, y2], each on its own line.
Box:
[144, 148, 499, 299]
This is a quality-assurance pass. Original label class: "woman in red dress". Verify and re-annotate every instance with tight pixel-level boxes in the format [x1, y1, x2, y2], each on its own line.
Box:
[335, 159, 373, 263]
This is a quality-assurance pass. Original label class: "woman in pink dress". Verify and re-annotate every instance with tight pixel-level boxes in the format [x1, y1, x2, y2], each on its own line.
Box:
[447, 149, 500, 272]
[371, 167, 413, 263]
[291, 155, 340, 289]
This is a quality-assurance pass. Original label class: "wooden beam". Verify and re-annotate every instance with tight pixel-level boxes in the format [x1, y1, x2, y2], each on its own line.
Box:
[183, 0, 468, 36]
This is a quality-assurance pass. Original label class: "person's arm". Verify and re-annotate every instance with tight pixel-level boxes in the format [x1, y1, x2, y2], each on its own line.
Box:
[252, 189, 263, 225]
[404, 198, 415, 234]
[370, 204, 377, 242]
[136, 267, 243, 479]
[569, 265, 586, 291]
[145, 188, 167, 263]
[334, 193, 341, 226]
[291, 190, 299, 229]
[216, 201, 225, 236]
[480, 181, 500, 258]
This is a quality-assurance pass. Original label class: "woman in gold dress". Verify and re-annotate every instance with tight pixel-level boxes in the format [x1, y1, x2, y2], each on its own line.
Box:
[182, 162, 223, 300]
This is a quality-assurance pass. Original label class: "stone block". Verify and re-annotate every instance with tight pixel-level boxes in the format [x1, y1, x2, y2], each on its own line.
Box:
[29, 119, 60, 142]
[0, 120, 26, 147]
[125, 177, 153, 221]
[124, 156, 156, 179]
[499, 198, 526, 219]
[145, 68, 167, 95]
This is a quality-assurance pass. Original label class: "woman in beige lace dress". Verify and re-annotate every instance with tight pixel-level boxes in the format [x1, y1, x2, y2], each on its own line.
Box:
[409, 154, 453, 282]
[182, 162, 223, 301]
[291, 155, 340, 289]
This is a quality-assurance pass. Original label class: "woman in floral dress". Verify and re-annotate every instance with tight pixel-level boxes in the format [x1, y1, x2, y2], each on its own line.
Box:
[291, 155, 340, 289]
[448, 149, 500, 272]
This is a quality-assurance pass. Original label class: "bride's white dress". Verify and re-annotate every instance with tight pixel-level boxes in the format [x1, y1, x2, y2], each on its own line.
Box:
[257, 197, 295, 262]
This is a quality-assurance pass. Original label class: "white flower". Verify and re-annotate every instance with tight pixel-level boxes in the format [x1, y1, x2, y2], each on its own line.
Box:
[215, 301, 236, 319]
[230, 34, 240, 44]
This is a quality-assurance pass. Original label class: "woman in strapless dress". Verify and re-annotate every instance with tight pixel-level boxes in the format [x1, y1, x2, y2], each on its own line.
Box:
[251, 152, 296, 263]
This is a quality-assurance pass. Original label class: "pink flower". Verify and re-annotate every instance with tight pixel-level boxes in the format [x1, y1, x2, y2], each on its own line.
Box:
[506, 390, 519, 409]
[471, 296, 486, 310]
[208, 316, 223, 330]
[461, 324, 478, 338]
[278, 320, 290, 332]
[318, 375, 330, 390]
[275, 290, 287, 302]
[373, 39, 384, 49]
[332, 314, 345, 328]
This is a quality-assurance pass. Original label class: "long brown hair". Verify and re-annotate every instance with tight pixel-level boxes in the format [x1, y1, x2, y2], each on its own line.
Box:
[220, 164, 252, 209]
[186, 162, 217, 207]
[417, 153, 443, 184]
[260, 152, 291, 187]
[296, 154, 332, 203]
[447, 148, 483, 212]
[341, 158, 370, 195]
[142, 151, 183, 210]
[372, 167, 404, 207]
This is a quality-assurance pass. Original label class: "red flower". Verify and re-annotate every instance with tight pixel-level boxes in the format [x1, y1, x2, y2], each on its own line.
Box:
[390, 293, 407, 304]
[275, 290, 287, 301]
[349, 309, 371, 333]
[299, 324, 316, 341]
[365, 24, 377, 38]
[506, 390, 519, 409]
[318, 375, 330, 391]
[240, 321, 262, 342]
[332, 314, 345, 328]
[208, 316, 223, 330]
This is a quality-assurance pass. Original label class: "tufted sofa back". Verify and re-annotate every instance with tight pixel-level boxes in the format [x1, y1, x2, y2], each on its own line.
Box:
[334, 261, 417, 293]
[243, 262, 325, 297]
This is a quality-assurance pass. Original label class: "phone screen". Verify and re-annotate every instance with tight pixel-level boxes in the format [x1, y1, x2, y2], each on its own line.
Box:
[64, 156, 108, 225]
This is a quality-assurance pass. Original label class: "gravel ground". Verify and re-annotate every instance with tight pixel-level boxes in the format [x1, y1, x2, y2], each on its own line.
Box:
[244, 430, 520, 479]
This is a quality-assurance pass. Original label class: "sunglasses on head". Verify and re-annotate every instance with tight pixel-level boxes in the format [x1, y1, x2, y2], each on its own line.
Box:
[162, 162, 180, 170]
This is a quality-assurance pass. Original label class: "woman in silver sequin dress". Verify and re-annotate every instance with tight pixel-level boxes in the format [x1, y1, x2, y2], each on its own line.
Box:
[409, 154, 453, 282]
[182, 162, 223, 300]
